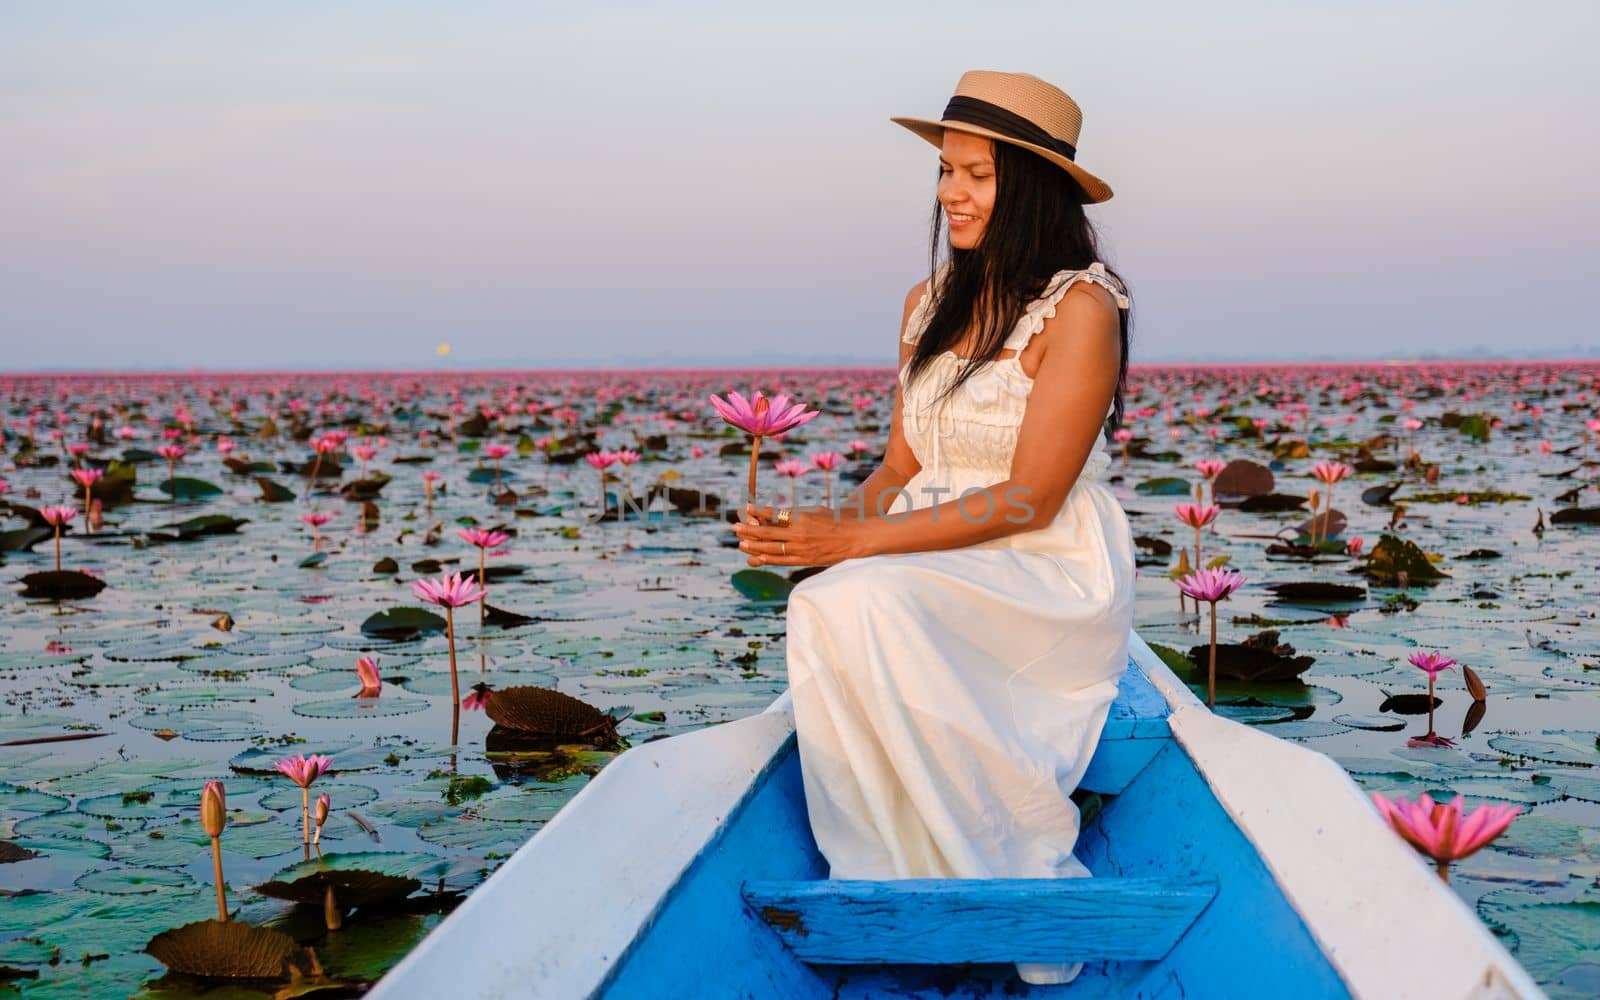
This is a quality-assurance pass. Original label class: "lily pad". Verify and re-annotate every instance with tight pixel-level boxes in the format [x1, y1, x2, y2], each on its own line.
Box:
[360, 607, 448, 640]
[290, 696, 429, 719]
[157, 477, 225, 500]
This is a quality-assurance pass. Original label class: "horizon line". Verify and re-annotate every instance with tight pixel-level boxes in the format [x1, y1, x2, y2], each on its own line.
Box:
[4, 356, 1599, 379]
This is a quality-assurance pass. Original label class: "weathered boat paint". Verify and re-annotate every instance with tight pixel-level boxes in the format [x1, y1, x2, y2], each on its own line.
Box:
[369, 631, 1546, 1000]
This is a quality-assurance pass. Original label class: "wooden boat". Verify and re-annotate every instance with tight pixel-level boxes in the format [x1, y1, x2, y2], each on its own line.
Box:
[371, 631, 1544, 999]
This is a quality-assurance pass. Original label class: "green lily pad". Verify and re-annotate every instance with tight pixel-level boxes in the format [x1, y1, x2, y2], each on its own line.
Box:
[1134, 476, 1193, 495]
[290, 696, 429, 719]
[1489, 732, 1600, 768]
[361, 606, 448, 640]
[156, 477, 224, 500]
[730, 569, 792, 603]
[1478, 890, 1600, 984]
[75, 866, 196, 895]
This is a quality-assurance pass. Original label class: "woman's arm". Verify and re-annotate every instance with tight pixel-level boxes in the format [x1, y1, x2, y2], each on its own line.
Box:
[735, 281, 1120, 566]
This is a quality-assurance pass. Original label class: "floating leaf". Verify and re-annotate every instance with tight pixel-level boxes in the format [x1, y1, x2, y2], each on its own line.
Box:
[360, 607, 447, 640]
[157, 477, 224, 500]
[145, 918, 297, 979]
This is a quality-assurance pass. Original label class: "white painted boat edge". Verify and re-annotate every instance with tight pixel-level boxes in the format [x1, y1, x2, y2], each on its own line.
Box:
[366, 708, 796, 1000]
[1127, 633, 1546, 1000]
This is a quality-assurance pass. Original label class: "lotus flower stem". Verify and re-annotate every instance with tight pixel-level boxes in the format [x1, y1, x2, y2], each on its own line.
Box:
[304, 452, 322, 499]
[207, 838, 227, 920]
[54, 524, 62, 572]
[746, 438, 761, 507]
[201, 780, 228, 921]
[1207, 599, 1218, 708]
[478, 549, 486, 625]
[301, 786, 311, 844]
[447, 605, 460, 745]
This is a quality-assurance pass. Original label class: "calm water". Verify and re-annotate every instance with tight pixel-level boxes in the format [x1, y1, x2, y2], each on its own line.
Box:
[1, 362, 1596, 998]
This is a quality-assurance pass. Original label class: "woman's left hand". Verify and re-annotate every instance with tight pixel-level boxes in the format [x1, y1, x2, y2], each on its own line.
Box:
[732, 503, 866, 568]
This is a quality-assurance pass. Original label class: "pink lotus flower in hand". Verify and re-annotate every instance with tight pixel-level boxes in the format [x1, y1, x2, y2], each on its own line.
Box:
[275, 753, 333, 787]
[1370, 791, 1520, 882]
[708, 390, 820, 438]
[354, 656, 381, 698]
[412, 571, 486, 609]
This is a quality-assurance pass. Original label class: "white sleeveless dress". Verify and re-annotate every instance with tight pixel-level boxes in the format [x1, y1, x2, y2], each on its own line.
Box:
[785, 262, 1138, 977]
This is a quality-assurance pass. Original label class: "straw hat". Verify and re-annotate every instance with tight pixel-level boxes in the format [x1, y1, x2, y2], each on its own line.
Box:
[891, 70, 1113, 204]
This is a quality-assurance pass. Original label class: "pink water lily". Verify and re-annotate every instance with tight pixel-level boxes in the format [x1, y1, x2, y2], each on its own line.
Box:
[810, 451, 844, 506]
[709, 390, 820, 506]
[612, 449, 642, 503]
[68, 468, 101, 533]
[300, 510, 333, 551]
[1370, 791, 1521, 883]
[413, 571, 486, 743]
[41, 505, 77, 571]
[1309, 460, 1353, 546]
[458, 527, 510, 623]
[1407, 650, 1456, 740]
[276, 753, 333, 845]
[1174, 502, 1219, 573]
[355, 656, 381, 698]
[586, 450, 618, 518]
[412, 571, 486, 609]
[462, 682, 492, 712]
[1177, 567, 1246, 709]
[774, 458, 809, 508]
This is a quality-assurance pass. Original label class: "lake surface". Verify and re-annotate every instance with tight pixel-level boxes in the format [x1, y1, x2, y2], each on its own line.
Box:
[1, 362, 1596, 998]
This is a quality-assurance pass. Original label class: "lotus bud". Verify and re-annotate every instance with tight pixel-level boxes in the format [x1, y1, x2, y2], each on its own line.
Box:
[200, 780, 227, 838]
[313, 792, 330, 846]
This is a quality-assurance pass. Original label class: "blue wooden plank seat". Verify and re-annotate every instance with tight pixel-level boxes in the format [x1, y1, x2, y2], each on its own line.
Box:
[741, 876, 1218, 964]
[739, 659, 1198, 967]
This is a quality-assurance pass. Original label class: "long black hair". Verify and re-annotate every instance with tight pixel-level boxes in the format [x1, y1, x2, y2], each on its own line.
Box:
[904, 139, 1131, 428]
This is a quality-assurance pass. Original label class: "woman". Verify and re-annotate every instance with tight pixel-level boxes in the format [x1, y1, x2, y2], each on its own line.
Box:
[732, 69, 1136, 987]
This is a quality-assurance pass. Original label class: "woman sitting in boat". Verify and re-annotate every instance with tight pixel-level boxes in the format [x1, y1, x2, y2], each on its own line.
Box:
[732, 69, 1136, 987]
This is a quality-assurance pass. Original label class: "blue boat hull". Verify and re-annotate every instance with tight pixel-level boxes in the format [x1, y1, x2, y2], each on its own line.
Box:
[598, 708, 1348, 998]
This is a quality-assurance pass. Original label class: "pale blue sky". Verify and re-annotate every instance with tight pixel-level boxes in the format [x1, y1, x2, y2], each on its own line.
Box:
[3, 1, 1596, 369]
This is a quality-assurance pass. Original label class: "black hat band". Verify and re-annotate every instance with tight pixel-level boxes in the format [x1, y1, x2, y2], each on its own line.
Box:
[940, 95, 1077, 161]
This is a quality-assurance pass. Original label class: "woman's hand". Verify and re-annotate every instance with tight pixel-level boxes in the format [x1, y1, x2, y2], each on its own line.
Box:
[731, 502, 868, 568]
